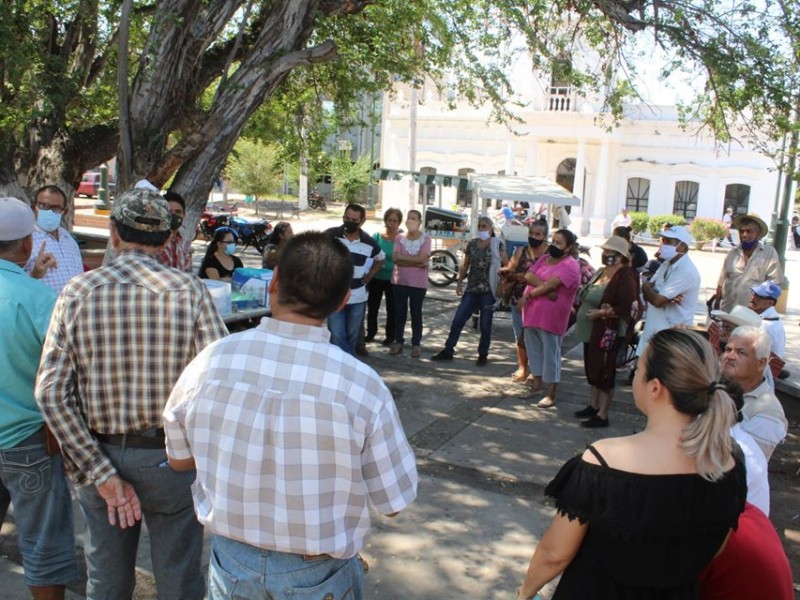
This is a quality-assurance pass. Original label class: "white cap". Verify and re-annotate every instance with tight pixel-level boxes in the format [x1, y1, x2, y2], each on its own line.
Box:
[0, 197, 35, 241]
[660, 225, 693, 246]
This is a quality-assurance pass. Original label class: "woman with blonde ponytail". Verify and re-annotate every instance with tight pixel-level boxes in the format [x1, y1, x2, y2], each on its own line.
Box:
[516, 329, 746, 600]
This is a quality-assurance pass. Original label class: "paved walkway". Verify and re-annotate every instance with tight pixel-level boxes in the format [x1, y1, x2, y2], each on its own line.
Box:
[2, 207, 798, 598]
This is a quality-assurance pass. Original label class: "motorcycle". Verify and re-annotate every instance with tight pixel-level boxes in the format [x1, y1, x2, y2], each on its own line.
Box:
[228, 215, 273, 255]
[308, 191, 327, 211]
[197, 211, 231, 239]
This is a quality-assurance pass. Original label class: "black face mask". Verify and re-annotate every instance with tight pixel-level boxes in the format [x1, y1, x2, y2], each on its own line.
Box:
[548, 244, 565, 259]
[528, 237, 544, 248]
[602, 254, 618, 266]
[343, 221, 360, 233]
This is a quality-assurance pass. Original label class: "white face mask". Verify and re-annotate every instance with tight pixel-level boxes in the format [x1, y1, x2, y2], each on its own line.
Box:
[406, 222, 420, 233]
[659, 244, 678, 260]
[477, 230, 491, 241]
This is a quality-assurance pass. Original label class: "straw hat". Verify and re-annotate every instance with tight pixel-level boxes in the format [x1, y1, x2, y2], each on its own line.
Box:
[710, 305, 762, 328]
[731, 213, 768, 239]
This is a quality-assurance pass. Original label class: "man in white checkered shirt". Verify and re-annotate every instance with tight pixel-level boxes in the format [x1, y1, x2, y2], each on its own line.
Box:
[164, 231, 418, 599]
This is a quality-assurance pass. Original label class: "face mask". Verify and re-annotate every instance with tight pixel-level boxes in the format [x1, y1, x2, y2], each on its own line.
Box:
[37, 209, 62, 232]
[407, 222, 420, 233]
[740, 238, 758, 251]
[659, 244, 677, 261]
[224, 243, 237, 256]
[343, 221, 360, 233]
[548, 244, 565, 259]
[602, 254, 618, 266]
[528, 237, 544, 248]
[477, 230, 491, 241]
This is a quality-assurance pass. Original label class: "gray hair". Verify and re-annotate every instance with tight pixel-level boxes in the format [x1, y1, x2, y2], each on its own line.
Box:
[729, 325, 771, 360]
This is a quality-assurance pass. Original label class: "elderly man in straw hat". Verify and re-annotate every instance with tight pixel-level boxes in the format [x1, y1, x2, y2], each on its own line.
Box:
[715, 213, 784, 313]
[37, 188, 228, 600]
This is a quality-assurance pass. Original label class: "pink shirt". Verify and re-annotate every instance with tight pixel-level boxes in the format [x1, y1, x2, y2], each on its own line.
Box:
[521, 255, 581, 334]
[392, 234, 431, 289]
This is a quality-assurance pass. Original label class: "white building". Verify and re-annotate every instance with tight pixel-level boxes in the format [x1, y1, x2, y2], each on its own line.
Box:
[377, 53, 781, 236]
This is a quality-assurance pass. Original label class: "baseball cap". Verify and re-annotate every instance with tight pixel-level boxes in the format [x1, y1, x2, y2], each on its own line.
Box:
[751, 281, 781, 300]
[111, 189, 171, 233]
[710, 305, 762, 328]
[0, 197, 36, 241]
[660, 225, 693, 247]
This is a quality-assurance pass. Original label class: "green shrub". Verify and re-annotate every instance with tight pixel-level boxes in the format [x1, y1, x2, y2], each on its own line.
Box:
[629, 212, 649, 233]
[690, 217, 727, 242]
[648, 214, 687, 236]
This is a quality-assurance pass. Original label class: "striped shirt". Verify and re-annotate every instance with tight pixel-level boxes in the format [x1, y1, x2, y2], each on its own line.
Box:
[326, 226, 385, 304]
[163, 317, 418, 558]
[24, 225, 85, 293]
[36, 249, 227, 486]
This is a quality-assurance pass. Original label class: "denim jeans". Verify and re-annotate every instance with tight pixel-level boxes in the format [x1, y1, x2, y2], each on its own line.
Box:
[208, 534, 364, 600]
[366, 278, 396, 341]
[327, 301, 367, 355]
[443, 290, 495, 358]
[76, 444, 204, 600]
[394, 285, 427, 346]
[0, 430, 78, 587]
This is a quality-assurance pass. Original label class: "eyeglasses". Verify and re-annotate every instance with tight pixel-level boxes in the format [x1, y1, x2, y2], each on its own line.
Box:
[35, 202, 65, 215]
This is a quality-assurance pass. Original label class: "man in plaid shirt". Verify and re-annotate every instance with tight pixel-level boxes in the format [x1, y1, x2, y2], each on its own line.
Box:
[164, 231, 418, 599]
[37, 188, 227, 600]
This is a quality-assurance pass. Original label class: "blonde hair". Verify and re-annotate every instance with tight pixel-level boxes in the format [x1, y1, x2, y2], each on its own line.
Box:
[644, 329, 737, 481]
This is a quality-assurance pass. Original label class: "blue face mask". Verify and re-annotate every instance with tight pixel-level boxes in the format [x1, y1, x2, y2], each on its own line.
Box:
[740, 238, 758, 251]
[37, 209, 62, 232]
[224, 243, 237, 256]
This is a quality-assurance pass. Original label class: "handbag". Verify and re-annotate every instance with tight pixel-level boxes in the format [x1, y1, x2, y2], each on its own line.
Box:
[599, 321, 617, 351]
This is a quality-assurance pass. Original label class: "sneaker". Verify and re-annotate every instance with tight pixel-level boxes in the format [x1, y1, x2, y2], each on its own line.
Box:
[389, 343, 403, 355]
[581, 415, 609, 428]
[476, 356, 488, 367]
[430, 350, 454, 361]
[411, 346, 421, 358]
[574, 406, 599, 418]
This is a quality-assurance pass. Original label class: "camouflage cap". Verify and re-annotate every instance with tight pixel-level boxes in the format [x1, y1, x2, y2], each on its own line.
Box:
[111, 188, 171, 233]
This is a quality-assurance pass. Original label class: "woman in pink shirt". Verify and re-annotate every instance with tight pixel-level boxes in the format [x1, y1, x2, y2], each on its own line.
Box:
[391, 210, 431, 357]
[520, 229, 581, 408]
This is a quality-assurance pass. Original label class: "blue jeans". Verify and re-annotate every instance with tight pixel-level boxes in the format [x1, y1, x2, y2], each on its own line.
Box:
[327, 301, 366, 355]
[0, 430, 78, 587]
[394, 285, 427, 346]
[443, 291, 495, 358]
[76, 444, 204, 600]
[208, 534, 364, 600]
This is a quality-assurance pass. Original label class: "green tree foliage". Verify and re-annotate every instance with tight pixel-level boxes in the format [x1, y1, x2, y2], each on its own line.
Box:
[629, 211, 649, 234]
[648, 214, 687, 236]
[330, 154, 372, 203]
[227, 139, 282, 201]
[690, 217, 727, 242]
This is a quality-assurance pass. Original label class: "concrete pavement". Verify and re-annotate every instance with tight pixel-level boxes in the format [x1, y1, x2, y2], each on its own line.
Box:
[2, 208, 798, 598]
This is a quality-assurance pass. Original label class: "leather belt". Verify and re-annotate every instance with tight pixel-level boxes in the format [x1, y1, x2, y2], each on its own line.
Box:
[92, 428, 165, 450]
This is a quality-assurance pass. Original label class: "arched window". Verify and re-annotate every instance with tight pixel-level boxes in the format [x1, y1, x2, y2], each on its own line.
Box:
[418, 166, 437, 206]
[626, 177, 650, 212]
[724, 184, 750, 215]
[673, 181, 699, 220]
[457, 167, 475, 207]
[556, 158, 576, 192]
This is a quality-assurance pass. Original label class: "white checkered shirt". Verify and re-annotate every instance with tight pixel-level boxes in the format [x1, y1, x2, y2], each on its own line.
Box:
[163, 317, 418, 558]
[36, 249, 228, 486]
[24, 226, 85, 293]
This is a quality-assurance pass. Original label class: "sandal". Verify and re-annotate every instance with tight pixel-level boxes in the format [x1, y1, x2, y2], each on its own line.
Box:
[537, 396, 555, 408]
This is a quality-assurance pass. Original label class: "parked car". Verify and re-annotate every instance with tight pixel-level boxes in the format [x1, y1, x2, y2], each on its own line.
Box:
[76, 171, 115, 198]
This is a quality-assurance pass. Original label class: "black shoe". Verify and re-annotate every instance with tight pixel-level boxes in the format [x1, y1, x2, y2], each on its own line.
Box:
[364, 334, 376, 343]
[381, 338, 395, 347]
[476, 356, 488, 367]
[581, 415, 609, 428]
[574, 406, 599, 418]
[430, 350, 454, 361]
[355, 346, 369, 357]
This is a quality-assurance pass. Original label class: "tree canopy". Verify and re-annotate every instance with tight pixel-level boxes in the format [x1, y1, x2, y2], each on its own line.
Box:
[0, 0, 795, 232]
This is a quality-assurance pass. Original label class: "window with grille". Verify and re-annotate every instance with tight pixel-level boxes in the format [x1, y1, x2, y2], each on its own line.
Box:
[724, 184, 750, 215]
[673, 181, 699, 220]
[626, 178, 650, 212]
